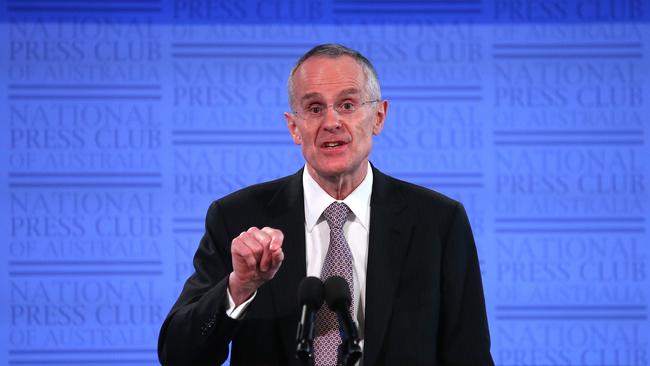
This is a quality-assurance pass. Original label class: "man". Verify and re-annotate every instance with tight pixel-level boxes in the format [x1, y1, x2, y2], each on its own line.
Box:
[158, 44, 493, 366]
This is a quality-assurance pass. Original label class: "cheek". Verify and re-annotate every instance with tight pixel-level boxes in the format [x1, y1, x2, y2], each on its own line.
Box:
[296, 125, 311, 139]
[302, 129, 319, 147]
[354, 120, 375, 141]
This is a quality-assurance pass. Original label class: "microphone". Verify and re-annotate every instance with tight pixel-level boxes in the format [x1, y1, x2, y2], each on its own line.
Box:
[324, 276, 362, 366]
[295, 276, 324, 365]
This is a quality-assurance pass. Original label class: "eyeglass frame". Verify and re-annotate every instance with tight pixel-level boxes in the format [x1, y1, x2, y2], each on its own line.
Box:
[291, 99, 382, 121]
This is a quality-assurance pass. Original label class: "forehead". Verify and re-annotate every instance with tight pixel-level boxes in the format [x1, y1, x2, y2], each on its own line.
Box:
[293, 55, 367, 100]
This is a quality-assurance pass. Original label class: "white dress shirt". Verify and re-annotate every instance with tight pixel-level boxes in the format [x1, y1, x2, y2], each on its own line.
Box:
[302, 163, 372, 345]
[226, 163, 373, 349]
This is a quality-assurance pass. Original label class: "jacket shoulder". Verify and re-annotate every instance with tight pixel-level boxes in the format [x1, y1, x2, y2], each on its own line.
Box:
[377, 172, 466, 233]
[383, 174, 461, 211]
[207, 172, 299, 215]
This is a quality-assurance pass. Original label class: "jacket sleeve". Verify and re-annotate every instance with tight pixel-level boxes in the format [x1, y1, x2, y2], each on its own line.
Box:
[158, 201, 240, 366]
[438, 202, 494, 366]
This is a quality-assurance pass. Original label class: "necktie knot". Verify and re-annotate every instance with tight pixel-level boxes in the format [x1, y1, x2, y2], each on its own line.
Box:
[322, 202, 350, 230]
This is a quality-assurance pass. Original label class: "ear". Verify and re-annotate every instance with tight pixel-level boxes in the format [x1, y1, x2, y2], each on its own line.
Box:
[372, 100, 388, 135]
[284, 111, 302, 144]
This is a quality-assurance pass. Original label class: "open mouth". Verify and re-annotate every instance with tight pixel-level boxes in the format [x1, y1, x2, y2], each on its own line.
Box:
[321, 141, 347, 148]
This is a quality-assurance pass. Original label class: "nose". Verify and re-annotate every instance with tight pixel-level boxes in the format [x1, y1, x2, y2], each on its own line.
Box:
[321, 105, 341, 131]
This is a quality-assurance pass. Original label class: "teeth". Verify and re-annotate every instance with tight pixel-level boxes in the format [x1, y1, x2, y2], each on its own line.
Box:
[324, 142, 341, 147]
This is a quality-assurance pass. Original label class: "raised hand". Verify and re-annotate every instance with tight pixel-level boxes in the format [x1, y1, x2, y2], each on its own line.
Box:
[229, 226, 285, 306]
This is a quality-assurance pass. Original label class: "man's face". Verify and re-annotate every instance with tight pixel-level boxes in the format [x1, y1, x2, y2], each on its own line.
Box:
[285, 56, 387, 182]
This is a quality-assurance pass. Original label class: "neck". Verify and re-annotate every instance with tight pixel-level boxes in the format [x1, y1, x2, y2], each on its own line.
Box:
[307, 163, 368, 200]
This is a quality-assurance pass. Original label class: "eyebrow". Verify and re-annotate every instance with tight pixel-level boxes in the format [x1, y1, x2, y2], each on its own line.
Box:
[300, 92, 322, 104]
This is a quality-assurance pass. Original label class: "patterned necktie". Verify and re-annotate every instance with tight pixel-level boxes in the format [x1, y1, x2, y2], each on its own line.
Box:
[314, 202, 354, 366]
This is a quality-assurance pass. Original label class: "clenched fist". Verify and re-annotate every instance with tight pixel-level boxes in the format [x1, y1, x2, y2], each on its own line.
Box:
[229, 226, 285, 306]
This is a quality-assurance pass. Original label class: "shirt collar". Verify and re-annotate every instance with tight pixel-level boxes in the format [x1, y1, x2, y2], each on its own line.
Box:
[303, 162, 373, 233]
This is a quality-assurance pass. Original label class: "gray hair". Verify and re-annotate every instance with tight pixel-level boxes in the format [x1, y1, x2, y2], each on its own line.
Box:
[287, 44, 381, 109]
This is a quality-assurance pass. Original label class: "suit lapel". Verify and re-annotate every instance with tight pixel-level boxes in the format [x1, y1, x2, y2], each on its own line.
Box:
[263, 167, 412, 364]
[363, 167, 411, 366]
[267, 170, 306, 362]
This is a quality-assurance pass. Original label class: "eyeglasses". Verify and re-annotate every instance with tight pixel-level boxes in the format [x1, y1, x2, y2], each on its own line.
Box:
[293, 99, 380, 121]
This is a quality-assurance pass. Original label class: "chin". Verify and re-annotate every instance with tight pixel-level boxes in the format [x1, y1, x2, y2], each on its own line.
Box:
[308, 162, 345, 177]
[318, 167, 348, 178]
[316, 160, 364, 178]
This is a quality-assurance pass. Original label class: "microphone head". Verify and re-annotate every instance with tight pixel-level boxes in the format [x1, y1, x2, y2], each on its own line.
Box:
[297, 276, 324, 310]
[324, 276, 351, 311]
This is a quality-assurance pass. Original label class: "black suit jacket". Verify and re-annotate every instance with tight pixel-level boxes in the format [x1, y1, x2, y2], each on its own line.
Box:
[158, 166, 493, 365]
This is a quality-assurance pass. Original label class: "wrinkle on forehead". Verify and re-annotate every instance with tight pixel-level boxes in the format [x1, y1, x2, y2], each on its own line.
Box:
[297, 81, 364, 104]
[300, 77, 363, 90]
[300, 88, 362, 104]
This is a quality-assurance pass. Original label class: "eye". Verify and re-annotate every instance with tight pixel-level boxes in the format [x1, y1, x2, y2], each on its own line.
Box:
[307, 105, 324, 115]
[340, 101, 356, 112]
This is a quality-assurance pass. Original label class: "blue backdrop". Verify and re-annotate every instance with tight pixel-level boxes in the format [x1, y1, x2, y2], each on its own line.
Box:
[1, 0, 650, 365]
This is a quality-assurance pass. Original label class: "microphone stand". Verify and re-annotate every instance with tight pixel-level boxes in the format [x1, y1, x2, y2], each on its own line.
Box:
[336, 312, 362, 366]
[296, 305, 316, 366]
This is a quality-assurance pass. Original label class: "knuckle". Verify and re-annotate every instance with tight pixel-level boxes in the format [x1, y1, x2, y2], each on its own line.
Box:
[252, 237, 262, 246]
[231, 239, 242, 250]
[262, 227, 276, 235]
